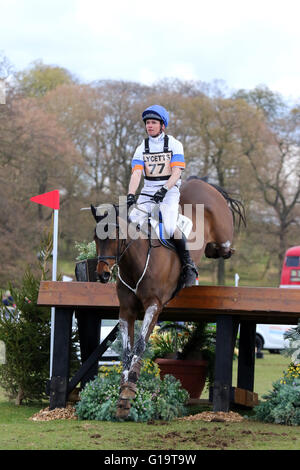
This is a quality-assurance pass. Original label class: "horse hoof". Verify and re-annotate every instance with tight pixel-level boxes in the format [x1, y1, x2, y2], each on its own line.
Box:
[116, 398, 131, 419]
[116, 408, 130, 419]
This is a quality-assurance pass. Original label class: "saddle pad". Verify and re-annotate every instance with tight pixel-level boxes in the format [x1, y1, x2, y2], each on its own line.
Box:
[133, 212, 193, 249]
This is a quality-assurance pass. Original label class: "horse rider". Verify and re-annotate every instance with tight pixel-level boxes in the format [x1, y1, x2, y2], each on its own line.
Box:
[127, 104, 198, 287]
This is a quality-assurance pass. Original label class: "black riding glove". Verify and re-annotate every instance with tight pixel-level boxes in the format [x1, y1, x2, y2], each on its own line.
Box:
[127, 193, 136, 208]
[153, 186, 168, 203]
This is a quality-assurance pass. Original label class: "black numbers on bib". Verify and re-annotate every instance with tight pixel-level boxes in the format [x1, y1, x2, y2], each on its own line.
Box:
[148, 163, 165, 174]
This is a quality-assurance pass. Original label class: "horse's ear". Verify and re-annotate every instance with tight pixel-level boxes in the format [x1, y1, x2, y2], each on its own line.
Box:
[91, 204, 98, 222]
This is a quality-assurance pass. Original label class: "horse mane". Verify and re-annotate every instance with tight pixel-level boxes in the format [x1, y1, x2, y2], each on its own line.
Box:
[186, 175, 246, 229]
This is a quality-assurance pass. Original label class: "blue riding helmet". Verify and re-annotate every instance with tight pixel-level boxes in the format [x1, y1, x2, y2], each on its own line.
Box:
[142, 105, 169, 128]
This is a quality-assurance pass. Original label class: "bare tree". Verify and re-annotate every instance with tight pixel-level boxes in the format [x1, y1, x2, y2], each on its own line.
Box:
[234, 87, 300, 277]
[244, 113, 300, 272]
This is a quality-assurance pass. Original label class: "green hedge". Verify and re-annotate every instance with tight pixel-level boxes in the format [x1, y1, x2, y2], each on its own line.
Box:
[75, 360, 189, 422]
[254, 364, 300, 426]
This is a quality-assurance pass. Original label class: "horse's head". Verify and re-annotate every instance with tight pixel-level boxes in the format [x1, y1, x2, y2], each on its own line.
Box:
[91, 204, 120, 283]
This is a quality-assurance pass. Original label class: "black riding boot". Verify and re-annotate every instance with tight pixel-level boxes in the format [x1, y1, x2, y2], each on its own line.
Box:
[171, 232, 198, 287]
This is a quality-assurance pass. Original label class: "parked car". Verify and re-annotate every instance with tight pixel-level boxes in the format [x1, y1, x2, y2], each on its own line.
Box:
[255, 252, 300, 354]
[256, 323, 295, 354]
[99, 319, 119, 363]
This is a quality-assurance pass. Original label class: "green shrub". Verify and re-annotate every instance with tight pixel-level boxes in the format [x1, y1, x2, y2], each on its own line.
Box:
[75, 241, 97, 260]
[254, 364, 300, 426]
[254, 323, 300, 426]
[282, 323, 300, 365]
[75, 360, 189, 422]
[0, 231, 79, 404]
[0, 268, 51, 404]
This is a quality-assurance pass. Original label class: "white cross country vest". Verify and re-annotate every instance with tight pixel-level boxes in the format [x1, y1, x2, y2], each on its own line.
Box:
[143, 135, 172, 181]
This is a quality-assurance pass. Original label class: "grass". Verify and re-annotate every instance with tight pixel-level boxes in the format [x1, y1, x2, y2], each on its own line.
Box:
[0, 352, 300, 450]
[201, 350, 291, 400]
[250, 351, 291, 397]
[0, 254, 296, 450]
[0, 410, 299, 451]
[0, 262, 296, 450]
[57, 259, 76, 280]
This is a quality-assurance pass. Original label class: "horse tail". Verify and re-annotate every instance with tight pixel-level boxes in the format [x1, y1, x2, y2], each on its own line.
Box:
[187, 175, 247, 229]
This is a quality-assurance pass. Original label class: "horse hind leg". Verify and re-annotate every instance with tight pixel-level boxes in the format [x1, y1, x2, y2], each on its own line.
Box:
[219, 240, 235, 259]
[205, 241, 234, 259]
[205, 242, 220, 259]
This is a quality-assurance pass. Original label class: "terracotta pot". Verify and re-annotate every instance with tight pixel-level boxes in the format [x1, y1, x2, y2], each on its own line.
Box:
[155, 358, 208, 399]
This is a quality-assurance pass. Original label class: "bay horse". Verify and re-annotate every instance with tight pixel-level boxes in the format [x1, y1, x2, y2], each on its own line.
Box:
[91, 177, 245, 419]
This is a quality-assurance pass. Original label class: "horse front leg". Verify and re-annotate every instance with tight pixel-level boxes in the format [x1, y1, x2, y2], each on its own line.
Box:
[130, 301, 161, 373]
[121, 301, 161, 395]
[116, 311, 136, 419]
[119, 315, 135, 384]
[117, 300, 161, 419]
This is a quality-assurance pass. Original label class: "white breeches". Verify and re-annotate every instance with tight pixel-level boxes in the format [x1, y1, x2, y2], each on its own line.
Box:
[129, 185, 180, 238]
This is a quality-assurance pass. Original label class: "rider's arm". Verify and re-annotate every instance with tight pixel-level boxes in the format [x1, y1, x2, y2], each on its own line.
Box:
[128, 169, 142, 195]
[164, 167, 182, 190]
[164, 136, 185, 190]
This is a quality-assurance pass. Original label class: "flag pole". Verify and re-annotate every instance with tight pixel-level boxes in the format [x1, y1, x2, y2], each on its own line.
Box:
[30, 190, 60, 379]
[50, 208, 59, 378]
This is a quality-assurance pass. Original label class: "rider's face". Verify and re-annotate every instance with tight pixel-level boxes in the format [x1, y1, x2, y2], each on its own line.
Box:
[145, 119, 164, 137]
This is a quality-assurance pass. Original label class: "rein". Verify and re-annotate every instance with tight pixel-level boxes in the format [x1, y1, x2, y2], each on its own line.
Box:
[117, 244, 152, 295]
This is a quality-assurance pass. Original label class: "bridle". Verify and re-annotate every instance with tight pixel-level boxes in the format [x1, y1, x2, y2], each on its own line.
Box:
[96, 205, 125, 267]
[95, 200, 155, 295]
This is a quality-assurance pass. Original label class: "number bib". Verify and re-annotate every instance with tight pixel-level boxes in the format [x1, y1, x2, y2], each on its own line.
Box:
[143, 151, 172, 179]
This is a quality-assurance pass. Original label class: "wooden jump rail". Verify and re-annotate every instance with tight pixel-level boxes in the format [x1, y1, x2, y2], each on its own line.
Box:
[38, 281, 300, 412]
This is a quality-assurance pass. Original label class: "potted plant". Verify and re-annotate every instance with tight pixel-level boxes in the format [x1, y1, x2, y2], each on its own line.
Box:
[74, 241, 98, 282]
[149, 321, 216, 399]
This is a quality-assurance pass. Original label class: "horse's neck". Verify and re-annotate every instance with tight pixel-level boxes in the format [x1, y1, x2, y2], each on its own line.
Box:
[120, 237, 151, 278]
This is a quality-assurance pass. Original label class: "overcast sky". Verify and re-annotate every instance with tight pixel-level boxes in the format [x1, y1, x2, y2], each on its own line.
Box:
[1, 0, 299, 101]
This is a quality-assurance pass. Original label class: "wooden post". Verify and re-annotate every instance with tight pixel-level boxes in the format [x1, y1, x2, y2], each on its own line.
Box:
[37, 282, 300, 410]
[237, 321, 256, 392]
[75, 310, 100, 388]
[49, 307, 73, 409]
[213, 315, 238, 412]
[68, 324, 119, 393]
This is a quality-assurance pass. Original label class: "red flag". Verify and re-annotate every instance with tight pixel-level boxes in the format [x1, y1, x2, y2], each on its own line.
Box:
[30, 190, 60, 210]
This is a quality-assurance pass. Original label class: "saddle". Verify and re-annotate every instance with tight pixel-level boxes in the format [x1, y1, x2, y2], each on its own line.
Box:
[134, 212, 193, 249]
[128, 211, 194, 299]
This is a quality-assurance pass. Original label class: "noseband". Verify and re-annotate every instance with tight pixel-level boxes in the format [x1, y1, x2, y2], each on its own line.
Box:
[97, 255, 117, 267]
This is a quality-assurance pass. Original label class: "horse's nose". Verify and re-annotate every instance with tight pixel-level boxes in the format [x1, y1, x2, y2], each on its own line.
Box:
[98, 271, 110, 283]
